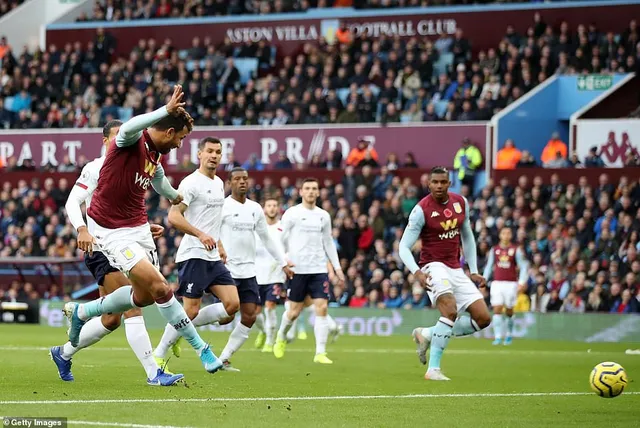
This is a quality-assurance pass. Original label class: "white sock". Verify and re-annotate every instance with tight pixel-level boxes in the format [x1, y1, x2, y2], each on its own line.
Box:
[265, 307, 277, 345]
[220, 322, 251, 361]
[297, 307, 308, 334]
[154, 323, 180, 359]
[277, 311, 294, 341]
[492, 313, 503, 340]
[505, 315, 514, 339]
[124, 316, 159, 379]
[314, 315, 329, 355]
[61, 317, 111, 360]
[254, 312, 265, 333]
[192, 302, 229, 327]
[326, 314, 337, 332]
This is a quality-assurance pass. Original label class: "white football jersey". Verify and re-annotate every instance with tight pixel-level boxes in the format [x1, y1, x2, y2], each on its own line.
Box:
[280, 204, 340, 275]
[175, 170, 226, 264]
[255, 221, 286, 285]
[75, 156, 105, 209]
[220, 196, 286, 279]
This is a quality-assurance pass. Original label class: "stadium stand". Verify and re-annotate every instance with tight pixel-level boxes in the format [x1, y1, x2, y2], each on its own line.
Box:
[0, 0, 25, 18]
[1, 168, 639, 313]
[1, 11, 638, 133]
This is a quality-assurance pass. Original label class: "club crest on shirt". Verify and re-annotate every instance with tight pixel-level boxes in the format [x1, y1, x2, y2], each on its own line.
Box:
[431, 211, 440, 218]
[444, 208, 453, 218]
[453, 202, 462, 214]
[121, 248, 135, 260]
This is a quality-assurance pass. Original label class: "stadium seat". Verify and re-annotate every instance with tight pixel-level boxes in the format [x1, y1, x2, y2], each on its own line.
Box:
[336, 88, 350, 106]
[234, 58, 259, 85]
[434, 53, 454, 76]
[434, 100, 449, 117]
[117, 107, 133, 122]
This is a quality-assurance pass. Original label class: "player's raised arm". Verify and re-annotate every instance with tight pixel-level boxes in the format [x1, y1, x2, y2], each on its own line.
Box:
[516, 247, 529, 284]
[399, 205, 424, 274]
[116, 85, 185, 147]
[482, 248, 495, 280]
[151, 163, 180, 203]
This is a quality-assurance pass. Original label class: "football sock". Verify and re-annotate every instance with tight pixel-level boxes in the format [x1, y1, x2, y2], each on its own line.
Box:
[452, 316, 481, 337]
[428, 317, 454, 370]
[156, 294, 206, 354]
[254, 312, 265, 332]
[492, 313, 503, 340]
[79, 286, 135, 320]
[297, 306, 309, 334]
[326, 313, 338, 331]
[265, 307, 277, 345]
[124, 316, 159, 379]
[61, 317, 111, 360]
[220, 322, 251, 361]
[192, 302, 229, 326]
[314, 315, 329, 355]
[154, 322, 180, 359]
[277, 311, 294, 341]
[506, 315, 514, 339]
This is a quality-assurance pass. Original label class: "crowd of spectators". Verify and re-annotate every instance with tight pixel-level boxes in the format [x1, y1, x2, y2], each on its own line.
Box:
[1, 10, 638, 150]
[1, 162, 639, 314]
[0, 0, 24, 18]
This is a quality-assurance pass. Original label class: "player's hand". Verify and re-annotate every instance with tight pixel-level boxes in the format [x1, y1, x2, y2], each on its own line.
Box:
[414, 270, 432, 291]
[282, 262, 295, 280]
[470, 273, 487, 289]
[197, 232, 216, 251]
[334, 269, 346, 287]
[170, 194, 183, 205]
[219, 245, 227, 264]
[77, 226, 95, 256]
[150, 224, 165, 240]
[166, 84, 185, 114]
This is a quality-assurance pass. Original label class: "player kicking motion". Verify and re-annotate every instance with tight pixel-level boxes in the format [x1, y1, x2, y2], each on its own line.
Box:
[65, 85, 223, 374]
[483, 227, 528, 345]
[253, 198, 286, 353]
[273, 178, 345, 364]
[399, 167, 491, 380]
[50, 120, 183, 386]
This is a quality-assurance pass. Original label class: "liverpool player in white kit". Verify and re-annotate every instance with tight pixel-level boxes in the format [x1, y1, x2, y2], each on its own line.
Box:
[399, 167, 491, 380]
[483, 227, 528, 345]
[50, 120, 183, 386]
[274, 178, 345, 364]
[66, 85, 223, 374]
[253, 198, 286, 353]
[217, 168, 293, 370]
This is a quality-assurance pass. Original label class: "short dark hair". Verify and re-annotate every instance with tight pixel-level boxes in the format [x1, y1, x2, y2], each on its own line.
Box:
[102, 119, 123, 138]
[199, 137, 221, 150]
[430, 166, 449, 175]
[264, 197, 280, 204]
[301, 177, 319, 186]
[153, 108, 194, 133]
[229, 167, 247, 179]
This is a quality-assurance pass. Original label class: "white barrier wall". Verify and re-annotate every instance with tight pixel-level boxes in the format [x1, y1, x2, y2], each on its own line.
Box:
[575, 119, 640, 167]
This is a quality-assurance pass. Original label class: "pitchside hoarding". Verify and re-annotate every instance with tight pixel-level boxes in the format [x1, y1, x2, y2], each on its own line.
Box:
[0, 123, 484, 168]
[46, 2, 640, 57]
[40, 301, 640, 343]
[575, 119, 640, 167]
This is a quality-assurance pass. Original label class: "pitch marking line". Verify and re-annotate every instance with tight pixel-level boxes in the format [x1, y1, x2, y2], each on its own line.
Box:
[0, 346, 624, 356]
[1, 391, 639, 405]
[0, 418, 191, 428]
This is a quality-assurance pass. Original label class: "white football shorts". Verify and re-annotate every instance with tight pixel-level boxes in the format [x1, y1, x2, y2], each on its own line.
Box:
[422, 261, 483, 312]
[489, 280, 518, 308]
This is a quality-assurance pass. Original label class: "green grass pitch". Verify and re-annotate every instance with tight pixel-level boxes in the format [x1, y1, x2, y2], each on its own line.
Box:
[0, 324, 638, 427]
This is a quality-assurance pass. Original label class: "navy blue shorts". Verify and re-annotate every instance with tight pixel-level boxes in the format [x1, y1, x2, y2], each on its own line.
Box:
[234, 277, 260, 305]
[177, 259, 235, 299]
[85, 251, 118, 286]
[258, 283, 283, 306]
[287, 273, 330, 303]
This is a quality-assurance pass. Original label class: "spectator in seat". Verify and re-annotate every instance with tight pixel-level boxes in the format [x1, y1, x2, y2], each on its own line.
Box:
[584, 146, 606, 167]
[496, 139, 522, 170]
[610, 289, 639, 313]
[403, 152, 418, 168]
[242, 153, 264, 171]
[274, 151, 293, 170]
[530, 282, 550, 313]
[541, 132, 568, 165]
[560, 291, 586, 313]
[453, 137, 483, 189]
[517, 150, 538, 167]
[544, 151, 568, 168]
[335, 22, 352, 45]
[346, 138, 379, 167]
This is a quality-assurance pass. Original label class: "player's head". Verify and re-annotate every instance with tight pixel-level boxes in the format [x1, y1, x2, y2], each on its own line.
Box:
[150, 108, 194, 154]
[263, 198, 279, 220]
[228, 167, 249, 197]
[300, 178, 319, 205]
[499, 227, 513, 245]
[198, 137, 222, 171]
[102, 119, 122, 146]
[429, 166, 450, 201]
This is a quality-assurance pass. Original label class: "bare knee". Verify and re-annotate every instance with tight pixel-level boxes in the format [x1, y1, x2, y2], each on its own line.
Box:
[123, 307, 143, 319]
[474, 311, 492, 329]
[265, 301, 277, 310]
[241, 312, 257, 327]
[148, 278, 170, 301]
[224, 298, 240, 316]
[314, 299, 328, 316]
[101, 314, 121, 331]
[436, 295, 457, 322]
[287, 303, 303, 320]
[505, 308, 514, 317]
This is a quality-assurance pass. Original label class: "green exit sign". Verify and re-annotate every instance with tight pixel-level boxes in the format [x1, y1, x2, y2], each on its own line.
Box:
[577, 75, 613, 91]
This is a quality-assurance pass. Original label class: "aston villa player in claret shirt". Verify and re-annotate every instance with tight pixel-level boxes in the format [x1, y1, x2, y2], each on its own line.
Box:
[399, 166, 492, 381]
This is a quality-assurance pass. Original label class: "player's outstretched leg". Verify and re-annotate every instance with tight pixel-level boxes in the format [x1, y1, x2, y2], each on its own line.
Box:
[274, 302, 303, 358]
[219, 305, 256, 372]
[312, 298, 332, 364]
